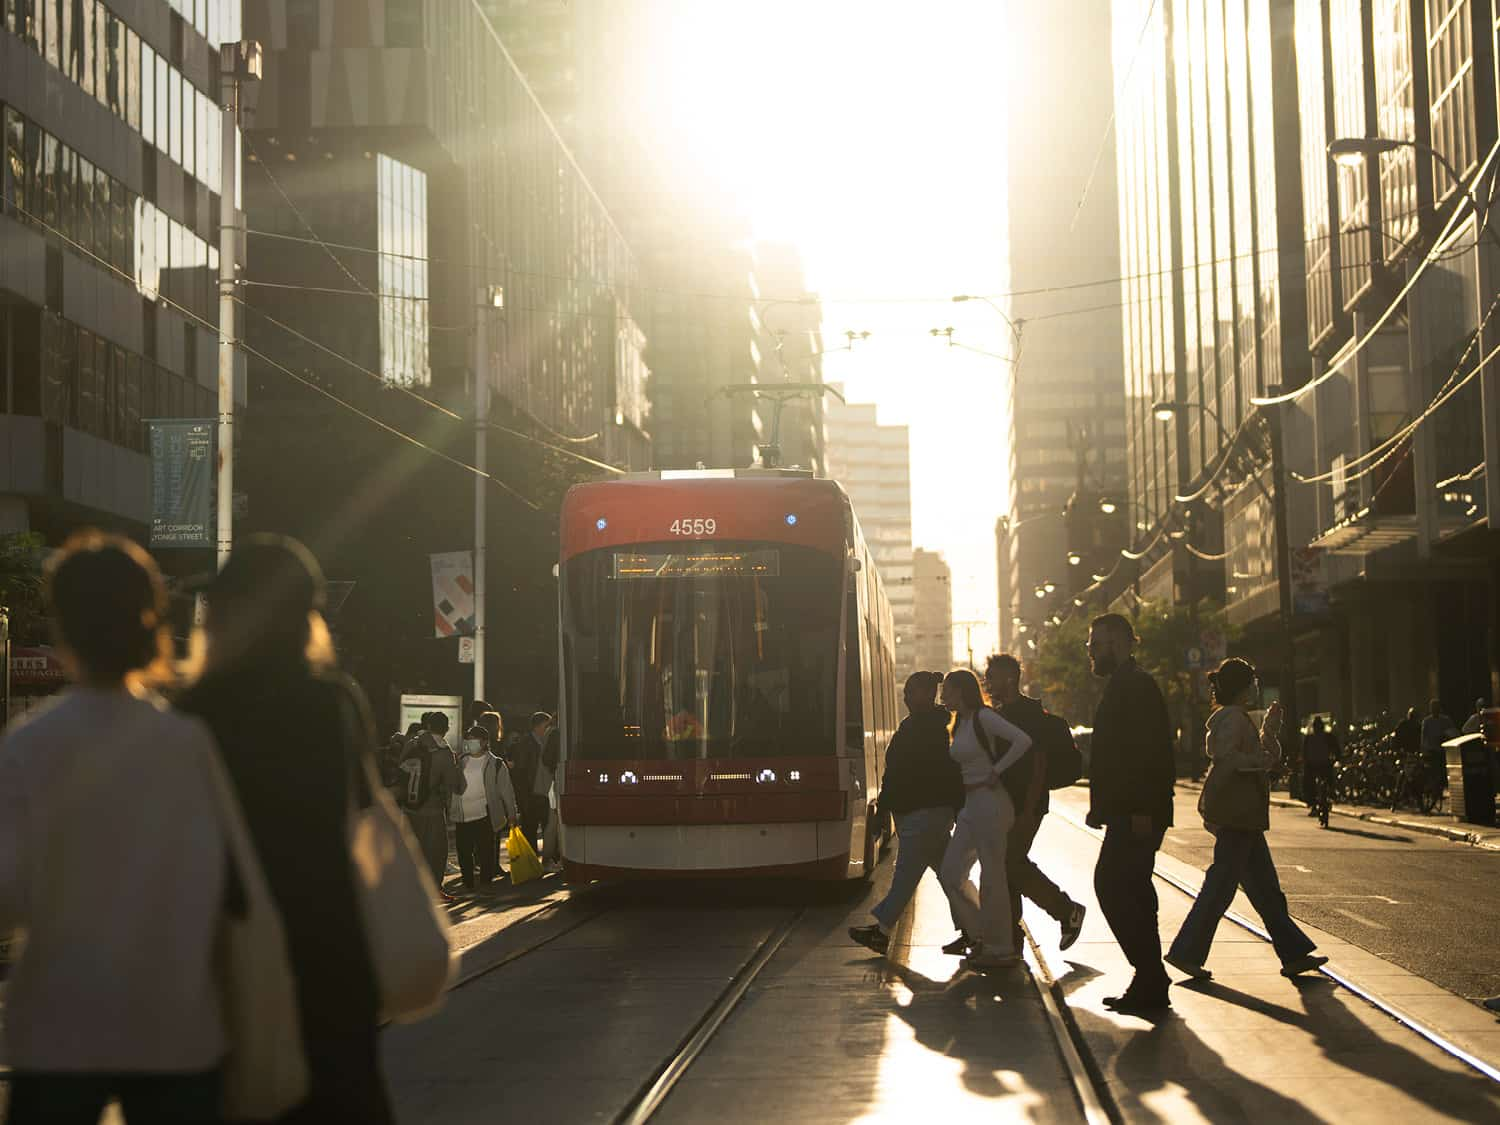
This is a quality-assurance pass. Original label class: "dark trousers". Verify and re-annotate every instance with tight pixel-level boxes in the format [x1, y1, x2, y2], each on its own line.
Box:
[522, 794, 548, 850]
[1008, 813, 1077, 950]
[1094, 822, 1168, 981]
[5, 1069, 220, 1124]
[455, 815, 497, 886]
[277, 1033, 394, 1125]
[1169, 827, 1316, 967]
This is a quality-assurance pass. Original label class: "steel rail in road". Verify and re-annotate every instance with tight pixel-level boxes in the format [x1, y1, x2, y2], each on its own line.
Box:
[615, 908, 806, 1125]
[1052, 807, 1500, 1088]
[1022, 923, 1119, 1125]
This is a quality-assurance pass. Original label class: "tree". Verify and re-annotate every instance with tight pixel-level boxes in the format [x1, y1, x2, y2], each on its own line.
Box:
[1028, 614, 1103, 724]
[0, 532, 46, 646]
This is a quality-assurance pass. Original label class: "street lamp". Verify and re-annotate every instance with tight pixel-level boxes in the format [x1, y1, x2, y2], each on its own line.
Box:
[1067, 551, 1083, 566]
[1098, 497, 1119, 515]
[1327, 137, 1492, 243]
[951, 294, 1025, 361]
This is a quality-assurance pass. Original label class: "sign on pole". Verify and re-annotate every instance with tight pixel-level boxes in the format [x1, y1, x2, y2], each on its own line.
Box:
[458, 636, 476, 664]
[430, 551, 476, 639]
[148, 419, 215, 548]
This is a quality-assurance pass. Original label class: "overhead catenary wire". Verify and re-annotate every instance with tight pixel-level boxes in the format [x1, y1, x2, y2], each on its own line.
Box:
[3, 199, 599, 505]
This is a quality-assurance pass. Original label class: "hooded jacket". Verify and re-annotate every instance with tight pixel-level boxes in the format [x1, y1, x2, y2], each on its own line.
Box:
[876, 707, 964, 817]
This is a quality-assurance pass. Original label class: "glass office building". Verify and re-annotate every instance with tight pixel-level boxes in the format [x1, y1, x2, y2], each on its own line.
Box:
[0, 0, 243, 536]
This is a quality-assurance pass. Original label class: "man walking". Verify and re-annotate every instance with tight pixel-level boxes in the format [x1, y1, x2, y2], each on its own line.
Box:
[849, 671, 963, 956]
[984, 654, 1086, 954]
[511, 712, 551, 850]
[403, 711, 467, 903]
[1421, 700, 1458, 778]
[1086, 614, 1176, 1013]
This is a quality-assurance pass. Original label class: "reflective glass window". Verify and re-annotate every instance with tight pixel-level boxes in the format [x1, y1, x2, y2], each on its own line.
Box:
[61, 0, 74, 79]
[125, 27, 138, 129]
[105, 10, 121, 114]
[196, 90, 209, 185]
[76, 156, 93, 254]
[141, 42, 155, 144]
[77, 328, 96, 434]
[2, 107, 24, 218]
[43, 0, 57, 67]
[93, 1, 108, 105]
[156, 54, 169, 156]
[56, 142, 73, 242]
[169, 67, 182, 165]
[79, 0, 94, 96]
[182, 80, 194, 176]
[23, 117, 41, 229]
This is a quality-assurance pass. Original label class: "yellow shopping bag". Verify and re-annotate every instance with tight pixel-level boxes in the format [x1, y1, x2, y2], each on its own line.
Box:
[506, 826, 543, 886]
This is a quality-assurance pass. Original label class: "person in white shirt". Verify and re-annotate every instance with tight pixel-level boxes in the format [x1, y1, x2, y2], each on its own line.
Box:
[0, 532, 229, 1121]
[454, 714, 519, 890]
[937, 668, 1034, 969]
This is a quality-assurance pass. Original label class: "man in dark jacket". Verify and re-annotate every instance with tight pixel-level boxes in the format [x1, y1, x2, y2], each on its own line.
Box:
[985, 653, 1086, 956]
[1086, 613, 1176, 1012]
[849, 671, 963, 956]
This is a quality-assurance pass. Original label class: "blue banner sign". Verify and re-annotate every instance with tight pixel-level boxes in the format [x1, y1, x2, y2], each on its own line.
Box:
[149, 419, 215, 548]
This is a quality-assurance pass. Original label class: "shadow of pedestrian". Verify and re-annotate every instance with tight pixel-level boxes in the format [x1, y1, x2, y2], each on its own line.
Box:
[1319, 824, 1414, 843]
[881, 959, 1073, 1117]
[1056, 963, 1331, 1124]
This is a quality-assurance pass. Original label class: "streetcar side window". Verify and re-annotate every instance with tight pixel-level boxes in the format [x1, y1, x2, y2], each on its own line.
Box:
[845, 587, 864, 752]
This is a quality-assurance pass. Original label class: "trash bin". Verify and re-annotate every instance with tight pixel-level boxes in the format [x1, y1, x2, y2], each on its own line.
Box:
[1445, 733, 1497, 826]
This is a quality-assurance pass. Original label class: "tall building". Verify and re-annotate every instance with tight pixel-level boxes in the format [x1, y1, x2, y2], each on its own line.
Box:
[1002, 0, 1129, 657]
[823, 385, 915, 675]
[1111, 0, 1314, 717]
[1286, 0, 1499, 715]
[238, 0, 647, 720]
[481, 0, 769, 471]
[1, 1, 245, 543]
[911, 548, 954, 675]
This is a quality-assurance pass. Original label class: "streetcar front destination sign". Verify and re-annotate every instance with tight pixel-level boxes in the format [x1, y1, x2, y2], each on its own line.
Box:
[148, 419, 215, 548]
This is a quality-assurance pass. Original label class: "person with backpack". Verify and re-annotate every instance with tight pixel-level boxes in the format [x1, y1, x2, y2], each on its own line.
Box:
[936, 668, 1034, 970]
[849, 671, 964, 957]
[984, 653, 1087, 955]
[511, 712, 550, 849]
[400, 711, 466, 902]
[453, 713, 518, 892]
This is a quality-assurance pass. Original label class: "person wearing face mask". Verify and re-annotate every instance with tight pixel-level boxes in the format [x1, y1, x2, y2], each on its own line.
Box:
[454, 713, 518, 892]
[1085, 613, 1177, 1013]
[1166, 658, 1329, 984]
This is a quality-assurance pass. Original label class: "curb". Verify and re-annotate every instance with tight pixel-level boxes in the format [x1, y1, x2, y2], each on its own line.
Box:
[1175, 779, 1500, 851]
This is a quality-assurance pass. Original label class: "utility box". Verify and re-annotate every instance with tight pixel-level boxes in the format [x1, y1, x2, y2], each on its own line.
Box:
[1445, 733, 1497, 827]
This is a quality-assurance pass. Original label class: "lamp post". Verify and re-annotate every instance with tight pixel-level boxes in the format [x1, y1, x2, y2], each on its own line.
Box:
[1327, 137, 1492, 242]
[952, 294, 1025, 366]
[1152, 398, 1300, 741]
[216, 40, 261, 568]
[474, 284, 504, 705]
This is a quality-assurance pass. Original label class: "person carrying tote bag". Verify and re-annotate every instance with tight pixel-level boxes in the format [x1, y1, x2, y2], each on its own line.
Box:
[1166, 658, 1330, 983]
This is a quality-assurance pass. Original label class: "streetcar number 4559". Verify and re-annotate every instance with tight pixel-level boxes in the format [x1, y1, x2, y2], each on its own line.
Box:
[670, 518, 716, 535]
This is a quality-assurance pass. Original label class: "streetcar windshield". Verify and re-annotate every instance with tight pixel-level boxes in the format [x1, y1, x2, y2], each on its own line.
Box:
[562, 543, 841, 760]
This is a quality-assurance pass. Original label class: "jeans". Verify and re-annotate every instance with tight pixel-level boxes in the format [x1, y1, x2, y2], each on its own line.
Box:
[455, 815, 497, 885]
[406, 805, 449, 887]
[1095, 821, 1168, 981]
[6, 1069, 221, 1124]
[940, 785, 1016, 952]
[870, 806, 956, 931]
[1007, 813, 1077, 951]
[1169, 827, 1316, 967]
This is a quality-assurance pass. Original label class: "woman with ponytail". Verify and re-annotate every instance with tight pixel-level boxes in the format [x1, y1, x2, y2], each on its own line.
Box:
[1165, 657, 1329, 983]
[936, 668, 1034, 969]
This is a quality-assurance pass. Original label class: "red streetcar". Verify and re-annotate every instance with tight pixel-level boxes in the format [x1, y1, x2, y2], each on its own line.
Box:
[556, 469, 899, 881]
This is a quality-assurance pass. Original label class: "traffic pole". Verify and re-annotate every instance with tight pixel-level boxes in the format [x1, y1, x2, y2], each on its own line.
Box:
[216, 60, 237, 570]
[473, 290, 490, 706]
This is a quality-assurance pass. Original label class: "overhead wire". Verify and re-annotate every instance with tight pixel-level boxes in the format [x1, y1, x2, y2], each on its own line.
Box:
[1070, 0, 1158, 234]
[2, 198, 602, 505]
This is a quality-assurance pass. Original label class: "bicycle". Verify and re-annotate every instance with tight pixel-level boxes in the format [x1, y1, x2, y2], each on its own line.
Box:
[1307, 764, 1333, 828]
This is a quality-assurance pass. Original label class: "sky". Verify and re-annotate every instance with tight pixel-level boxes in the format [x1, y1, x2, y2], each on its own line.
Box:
[647, 1, 1020, 661]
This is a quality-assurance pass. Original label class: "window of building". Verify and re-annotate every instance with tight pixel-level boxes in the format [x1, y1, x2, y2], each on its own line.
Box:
[377, 153, 430, 386]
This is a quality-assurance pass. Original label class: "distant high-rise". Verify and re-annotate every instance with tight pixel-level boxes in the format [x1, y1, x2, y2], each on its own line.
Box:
[1001, 0, 1129, 655]
[912, 549, 954, 675]
[823, 386, 915, 676]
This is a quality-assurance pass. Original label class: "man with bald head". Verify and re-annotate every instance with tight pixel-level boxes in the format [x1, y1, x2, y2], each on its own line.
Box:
[850, 670, 964, 956]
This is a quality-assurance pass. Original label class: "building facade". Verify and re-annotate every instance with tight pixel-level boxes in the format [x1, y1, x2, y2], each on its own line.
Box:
[238, 0, 647, 721]
[1, 0, 244, 546]
[911, 547, 954, 675]
[1111, 0, 1500, 723]
[823, 385, 916, 676]
[1002, 0, 1130, 657]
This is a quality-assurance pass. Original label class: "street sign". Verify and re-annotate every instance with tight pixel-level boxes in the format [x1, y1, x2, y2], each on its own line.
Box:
[148, 419, 215, 548]
[458, 636, 476, 664]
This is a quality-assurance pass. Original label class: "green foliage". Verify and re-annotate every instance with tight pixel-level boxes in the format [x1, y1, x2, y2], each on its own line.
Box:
[1030, 597, 1237, 739]
[0, 532, 47, 645]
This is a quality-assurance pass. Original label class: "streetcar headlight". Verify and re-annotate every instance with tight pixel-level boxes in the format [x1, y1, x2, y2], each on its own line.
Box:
[595, 517, 608, 531]
[597, 771, 610, 784]
[619, 770, 639, 785]
[788, 769, 802, 782]
[785, 513, 798, 526]
[756, 768, 778, 784]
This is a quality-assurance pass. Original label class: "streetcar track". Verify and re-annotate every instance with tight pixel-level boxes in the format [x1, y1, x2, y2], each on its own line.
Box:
[1052, 806, 1500, 1087]
[614, 907, 806, 1125]
[1021, 923, 1119, 1125]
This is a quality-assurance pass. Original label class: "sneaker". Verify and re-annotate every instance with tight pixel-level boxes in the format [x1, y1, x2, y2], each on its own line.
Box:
[438, 891, 457, 904]
[1483, 997, 1500, 1013]
[1059, 903, 1087, 951]
[1281, 953, 1330, 978]
[543, 859, 564, 875]
[942, 932, 975, 956]
[1307, 807, 1319, 817]
[1164, 951, 1213, 981]
[848, 924, 890, 956]
[963, 948, 1021, 971]
[1105, 986, 1171, 1014]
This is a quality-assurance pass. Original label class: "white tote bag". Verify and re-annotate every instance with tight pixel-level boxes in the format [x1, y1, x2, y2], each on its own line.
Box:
[348, 753, 456, 1022]
[204, 752, 310, 1121]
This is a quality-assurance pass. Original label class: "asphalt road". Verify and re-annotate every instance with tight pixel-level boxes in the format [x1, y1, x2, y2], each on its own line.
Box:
[1051, 787, 1500, 1003]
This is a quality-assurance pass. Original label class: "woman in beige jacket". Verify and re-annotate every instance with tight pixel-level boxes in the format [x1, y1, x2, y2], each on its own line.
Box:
[1165, 657, 1329, 983]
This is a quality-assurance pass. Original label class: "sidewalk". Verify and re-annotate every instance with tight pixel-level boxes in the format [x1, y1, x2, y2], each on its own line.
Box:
[1177, 778, 1500, 851]
[1027, 802, 1500, 1122]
